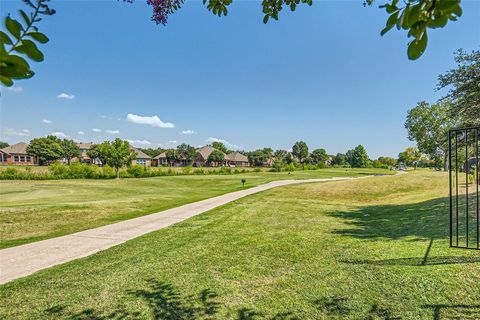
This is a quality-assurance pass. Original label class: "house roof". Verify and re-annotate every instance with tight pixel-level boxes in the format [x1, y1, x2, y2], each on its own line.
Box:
[131, 147, 151, 159]
[225, 151, 249, 162]
[153, 152, 167, 160]
[0, 142, 29, 155]
[76, 142, 93, 149]
[196, 145, 217, 161]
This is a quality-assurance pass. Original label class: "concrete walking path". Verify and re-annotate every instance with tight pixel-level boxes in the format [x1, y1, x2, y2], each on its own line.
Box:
[0, 177, 355, 284]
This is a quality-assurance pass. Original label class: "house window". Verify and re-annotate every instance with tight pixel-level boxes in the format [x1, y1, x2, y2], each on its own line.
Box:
[26, 156, 31, 162]
[0, 154, 6, 162]
[137, 159, 146, 166]
[14, 155, 19, 162]
[20, 156, 26, 162]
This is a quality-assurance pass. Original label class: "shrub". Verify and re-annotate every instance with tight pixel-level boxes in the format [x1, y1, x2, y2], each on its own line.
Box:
[254, 167, 262, 172]
[127, 164, 148, 178]
[284, 163, 296, 172]
[182, 166, 192, 175]
[193, 168, 205, 175]
[49, 163, 68, 177]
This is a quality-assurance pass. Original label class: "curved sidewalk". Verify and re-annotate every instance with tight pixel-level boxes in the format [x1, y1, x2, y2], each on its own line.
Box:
[0, 177, 354, 284]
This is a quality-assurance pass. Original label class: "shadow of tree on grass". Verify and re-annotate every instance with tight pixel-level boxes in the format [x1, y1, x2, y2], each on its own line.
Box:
[422, 304, 480, 320]
[327, 197, 450, 241]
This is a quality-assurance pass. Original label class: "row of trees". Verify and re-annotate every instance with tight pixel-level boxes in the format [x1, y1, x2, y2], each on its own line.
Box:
[26, 135, 81, 165]
[404, 49, 479, 170]
[21, 137, 135, 178]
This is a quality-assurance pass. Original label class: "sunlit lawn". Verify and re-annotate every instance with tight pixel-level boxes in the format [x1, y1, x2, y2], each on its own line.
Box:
[1, 171, 479, 319]
[0, 167, 390, 248]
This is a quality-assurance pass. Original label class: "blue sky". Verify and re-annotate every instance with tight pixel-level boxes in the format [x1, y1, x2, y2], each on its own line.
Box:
[1, 0, 479, 158]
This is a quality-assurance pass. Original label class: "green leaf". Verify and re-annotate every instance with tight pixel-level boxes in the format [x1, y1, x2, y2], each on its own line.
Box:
[19, 9, 31, 25]
[0, 53, 33, 79]
[5, 16, 23, 40]
[263, 15, 269, 24]
[408, 4, 421, 25]
[380, 11, 399, 36]
[15, 39, 44, 62]
[428, 15, 448, 28]
[0, 31, 13, 45]
[435, 0, 459, 11]
[27, 31, 49, 43]
[451, 4, 462, 17]
[0, 74, 14, 86]
[407, 32, 428, 60]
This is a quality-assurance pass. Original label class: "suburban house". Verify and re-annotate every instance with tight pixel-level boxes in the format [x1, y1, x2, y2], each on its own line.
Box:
[195, 145, 218, 167]
[0, 142, 38, 165]
[76, 142, 94, 164]
[225, 151, 250, 167]
[131, 148, 152, 167]
[152, 152, 168, 167]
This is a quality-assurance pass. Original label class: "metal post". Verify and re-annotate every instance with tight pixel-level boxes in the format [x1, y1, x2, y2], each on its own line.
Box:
[477, 128, 479, 249]
[465, 130, 469, 248]
[449, 130, 453, 247]
[455, 131, 459, 247]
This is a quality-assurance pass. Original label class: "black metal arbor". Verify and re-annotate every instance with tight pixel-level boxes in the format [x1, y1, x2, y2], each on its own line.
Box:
[448, 126, 480, 250]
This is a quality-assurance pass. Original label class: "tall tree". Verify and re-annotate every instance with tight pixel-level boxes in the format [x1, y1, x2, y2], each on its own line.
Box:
[405, 100, 457, 170]
[211, 141, 228, 154]
[398, 147, 421, 167]
[87, 143, 110, 166]
[60, 139, 81, 165]
[26, 135, 63, 164]
[176, 143, 196, 164]
[208, 150, 225, 165]
[310, 148, 329, 165]
[292, 141, 309, 163]
[0, 141, 9, 149]
[346, 145, 370, 168]
[165, 149, 178, 166]
[332, 153, 347, 166]
[103, 139, 136, 178]
[437, 49, 480, 126]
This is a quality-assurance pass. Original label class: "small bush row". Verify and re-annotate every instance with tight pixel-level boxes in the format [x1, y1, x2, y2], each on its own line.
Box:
[0, 163, 256, 180]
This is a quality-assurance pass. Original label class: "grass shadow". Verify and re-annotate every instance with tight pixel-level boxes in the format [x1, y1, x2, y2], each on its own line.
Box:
[328, 196, 450, 241]
[423, 304, 480, 320]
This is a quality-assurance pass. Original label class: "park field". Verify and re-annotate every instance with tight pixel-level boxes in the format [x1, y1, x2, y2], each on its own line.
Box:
[1, 171, 479, 319]
[0, 167, 391, 248]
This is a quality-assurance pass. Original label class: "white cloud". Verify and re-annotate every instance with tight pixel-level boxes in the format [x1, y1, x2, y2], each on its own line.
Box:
[206, 137, 241, 150]
[42, 119, 52, 124]
[105, 129, 120, 134]
[92, 128, 102, 133]
[100, 115, 108, 119]
[168, 140, 177, 144]
[57, 92, 75, 100]
[50, 132, 70, 139]
[127, 139, 152, 146]
[126, 113, 175, 128]
[181, 130, 196, 135]
[7, 86, 23, 92]
[78, 131, 85, 135]
[3, 128, 30, 137]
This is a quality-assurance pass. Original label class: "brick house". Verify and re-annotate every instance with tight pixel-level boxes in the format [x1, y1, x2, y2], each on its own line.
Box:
[0, 142, 38, 165]
[131, 148, 152, 167]
[225, 151, 249, 167]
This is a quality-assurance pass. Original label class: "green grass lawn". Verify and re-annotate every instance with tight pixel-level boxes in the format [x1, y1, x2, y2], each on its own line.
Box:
[1, 171, 479, 319]
[0, 167, 390, 248]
